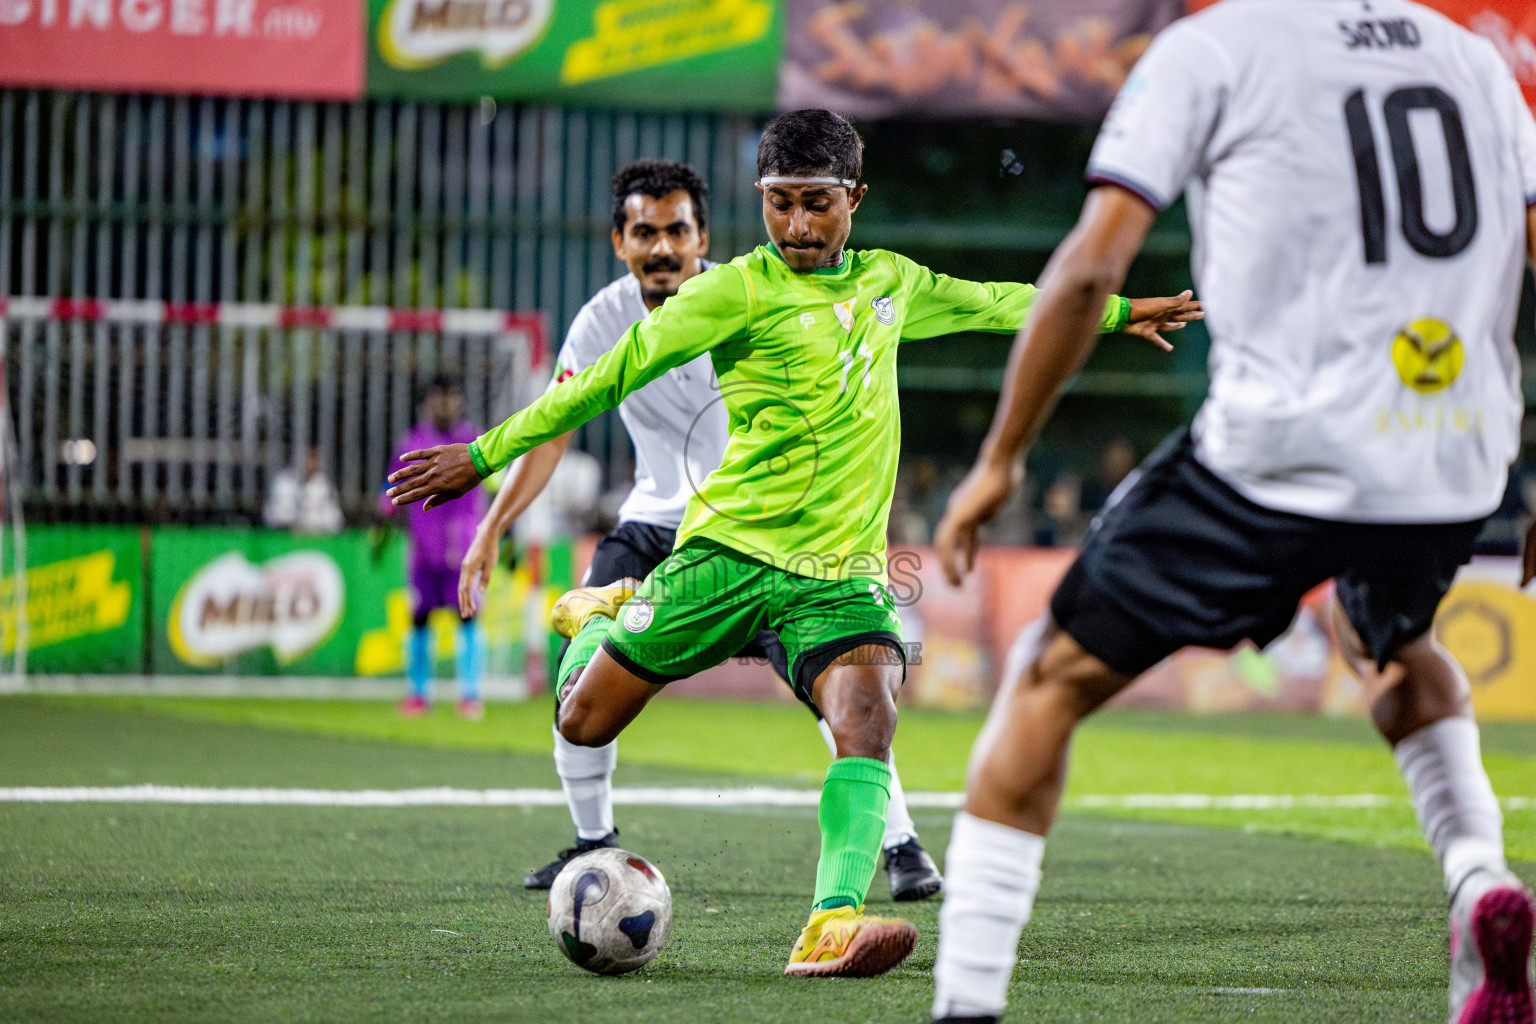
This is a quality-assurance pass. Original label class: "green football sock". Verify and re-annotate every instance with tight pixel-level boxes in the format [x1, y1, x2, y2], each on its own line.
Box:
[812, 756, 892, 911]
[555, 616, 609, 704]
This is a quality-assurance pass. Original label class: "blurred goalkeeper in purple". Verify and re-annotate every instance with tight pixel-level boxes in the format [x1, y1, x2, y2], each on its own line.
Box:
[380, 375, 488, 719]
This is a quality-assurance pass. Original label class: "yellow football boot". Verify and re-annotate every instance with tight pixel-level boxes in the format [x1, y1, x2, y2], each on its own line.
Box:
[549, 578, 642, 639]
[783, 905, 918, 977]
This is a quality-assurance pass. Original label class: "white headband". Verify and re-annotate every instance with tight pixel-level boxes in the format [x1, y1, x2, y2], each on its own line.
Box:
[758, 175, 858, 189]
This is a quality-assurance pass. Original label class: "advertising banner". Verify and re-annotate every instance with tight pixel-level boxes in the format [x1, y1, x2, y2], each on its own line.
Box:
[0, 525, 143, 673]
[778, 0, 1183, 121]
[653, 544, 1536, 722]
[1428, 3, 1536, 110]
[966, 552, 1536, 722]
[150, 527, 404, 675]
[782, 0, 1536, 122]
[368, 0, 780, 108]
[0, 0, 364, 99]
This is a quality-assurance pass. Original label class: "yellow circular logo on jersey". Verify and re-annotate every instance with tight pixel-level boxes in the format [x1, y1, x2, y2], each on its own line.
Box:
[1391, 319, 1464, 394]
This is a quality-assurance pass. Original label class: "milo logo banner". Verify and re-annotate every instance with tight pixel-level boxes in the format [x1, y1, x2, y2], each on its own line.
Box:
[151, 528, 407, 676]
[367, 0, 781, 108]
[0, 526, 143, 673]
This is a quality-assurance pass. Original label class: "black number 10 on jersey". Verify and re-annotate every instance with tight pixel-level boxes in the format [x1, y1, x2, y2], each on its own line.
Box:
[1344, 86, 1479, 265]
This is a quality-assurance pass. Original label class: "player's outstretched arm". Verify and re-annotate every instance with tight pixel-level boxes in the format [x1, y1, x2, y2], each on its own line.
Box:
[457, 431, 574, 618]
[388, 267, 749, 510]
[895, 256, 1199, 351]
[935, 185, 1157, 585]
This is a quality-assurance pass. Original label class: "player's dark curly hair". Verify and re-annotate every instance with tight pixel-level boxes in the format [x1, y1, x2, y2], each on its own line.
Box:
[756, 109, 863, 184]
[420, 374, 461, 402]
[611, 160, 709, 234]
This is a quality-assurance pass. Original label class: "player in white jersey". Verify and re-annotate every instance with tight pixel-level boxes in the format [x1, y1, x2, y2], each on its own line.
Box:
[456, 160, 943, 900]
[930, 3, 1535, 1023]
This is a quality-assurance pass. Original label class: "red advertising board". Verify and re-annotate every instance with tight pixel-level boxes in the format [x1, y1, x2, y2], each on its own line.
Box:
[0, 0, 363, 99]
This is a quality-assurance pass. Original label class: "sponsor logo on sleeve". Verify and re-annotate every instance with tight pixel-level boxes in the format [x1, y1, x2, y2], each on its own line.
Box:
[871, 296, 895, 325]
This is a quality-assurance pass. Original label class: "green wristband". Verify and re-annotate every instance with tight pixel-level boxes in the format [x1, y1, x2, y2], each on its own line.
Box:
[1113, 295, 1131, 334]
[467, 439, 492, 479]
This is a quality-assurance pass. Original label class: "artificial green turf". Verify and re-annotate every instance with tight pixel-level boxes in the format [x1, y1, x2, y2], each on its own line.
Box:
[2, 797, 1473, 1024]
[0, 697, 1533, 1022]
[28, 695, 1536, 859]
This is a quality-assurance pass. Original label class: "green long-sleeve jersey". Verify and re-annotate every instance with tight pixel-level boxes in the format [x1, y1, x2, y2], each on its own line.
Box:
[471, 244, 1130, 581]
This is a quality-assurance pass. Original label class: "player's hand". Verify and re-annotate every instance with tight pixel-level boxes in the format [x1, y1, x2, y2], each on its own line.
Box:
[459, 529, 499, 619]
[1125, 290, 1203, 352]
[387, 443, 481, 511]
[1523, 519, 1536, 587]
[934, 457, 1023, 587]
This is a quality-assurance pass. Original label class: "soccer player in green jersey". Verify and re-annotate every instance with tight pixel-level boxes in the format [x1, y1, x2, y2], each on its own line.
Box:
[388, 109, 1201, 978]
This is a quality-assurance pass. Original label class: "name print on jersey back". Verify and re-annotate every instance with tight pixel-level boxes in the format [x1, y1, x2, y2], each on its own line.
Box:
[1339, 16, 1422, 50]
[1088, 0, 1536, 524]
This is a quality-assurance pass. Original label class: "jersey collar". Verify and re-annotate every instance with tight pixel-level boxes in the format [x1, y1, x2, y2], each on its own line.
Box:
[765, 243, 852, 277]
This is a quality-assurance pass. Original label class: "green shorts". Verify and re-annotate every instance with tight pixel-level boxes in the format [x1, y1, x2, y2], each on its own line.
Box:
[601, 538, 906, 704]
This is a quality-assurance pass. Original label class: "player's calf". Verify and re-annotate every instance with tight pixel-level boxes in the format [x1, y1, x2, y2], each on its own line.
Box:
[965, 620, 1126, 835]
[934, 620, 1131, 1022]
[812, 645, 902, 761]
[1339, 611, 1523, 1022]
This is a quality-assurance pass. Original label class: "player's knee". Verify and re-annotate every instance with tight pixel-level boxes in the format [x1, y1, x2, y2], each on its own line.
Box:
[1006, 623, 1125, 720]
[820, 667, 899, 760]
[556, 693, 617, 748]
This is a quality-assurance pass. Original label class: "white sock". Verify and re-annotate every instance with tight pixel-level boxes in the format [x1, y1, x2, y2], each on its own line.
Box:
[933, 812, 1045, 1020]
[817, 716, 838, 757]
[552, 725, 617, 841]
[884, 754, 918, 849]
[1393, 716, 1506, 897]
[816, 717, 919, 849]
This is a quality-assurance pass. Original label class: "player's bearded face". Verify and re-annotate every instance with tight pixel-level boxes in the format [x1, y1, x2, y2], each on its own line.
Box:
[612, 190, 709, 308]
[759, 181, 865, 273]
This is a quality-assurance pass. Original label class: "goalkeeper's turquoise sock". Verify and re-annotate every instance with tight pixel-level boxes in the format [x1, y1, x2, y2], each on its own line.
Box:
[407, 626, 432, 700]
[812, 756, 891, 910]
[455, 619, 482, 702]
[555, 615, 608, 704]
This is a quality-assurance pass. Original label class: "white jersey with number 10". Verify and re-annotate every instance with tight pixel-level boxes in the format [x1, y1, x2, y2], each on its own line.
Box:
[1090, 0, 1536, 523]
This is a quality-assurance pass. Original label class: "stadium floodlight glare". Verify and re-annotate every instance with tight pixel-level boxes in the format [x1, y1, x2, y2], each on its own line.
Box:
[59, 439, 97, 466]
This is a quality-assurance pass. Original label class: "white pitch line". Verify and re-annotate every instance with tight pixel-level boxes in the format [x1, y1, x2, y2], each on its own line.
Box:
[0, 786, 1529, 811]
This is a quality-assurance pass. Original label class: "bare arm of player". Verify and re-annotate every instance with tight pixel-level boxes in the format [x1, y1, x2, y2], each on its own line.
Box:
[935, 185, 1158, 586]
[1520, 204, 1536, 587]
[895, 256, 1199, 351]
[388, 266, 748, 510]
[457, 430, 575, 618]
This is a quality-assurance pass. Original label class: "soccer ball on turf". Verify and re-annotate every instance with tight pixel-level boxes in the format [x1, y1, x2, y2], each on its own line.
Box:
[546, 848, 673, 975]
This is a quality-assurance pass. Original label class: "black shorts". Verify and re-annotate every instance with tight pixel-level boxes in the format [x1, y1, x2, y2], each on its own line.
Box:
[1050, 430, 1485, 678]
[564, 520, 794, 694]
